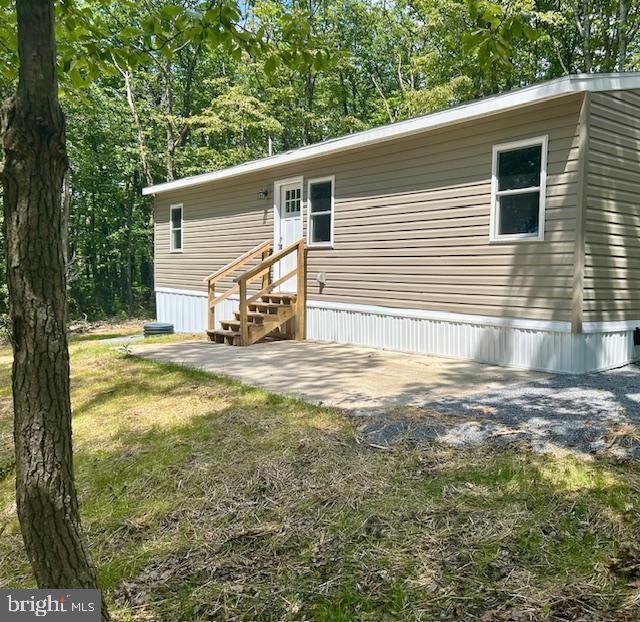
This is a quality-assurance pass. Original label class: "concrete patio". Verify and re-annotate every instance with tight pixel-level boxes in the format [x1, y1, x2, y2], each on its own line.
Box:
[128, 339, 640, 456]
[129, 339, 544, 411]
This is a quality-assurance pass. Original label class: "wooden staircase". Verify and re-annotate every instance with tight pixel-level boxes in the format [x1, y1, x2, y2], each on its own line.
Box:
[203, 240, 305, 346]
[209, 293, 298, 346]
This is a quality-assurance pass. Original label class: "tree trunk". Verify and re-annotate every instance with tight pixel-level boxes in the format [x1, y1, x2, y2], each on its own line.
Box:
[0, 1, 108, 618]
[116, 64, 154, 187]
[125, 175, 136, 316]
[88, 191, 99, 308]
[163, 60, 175, 182]
[582, 0, 592, 72]
[618, 0, 628, 70]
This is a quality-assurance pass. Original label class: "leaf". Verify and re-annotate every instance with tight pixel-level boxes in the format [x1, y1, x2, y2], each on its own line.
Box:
[523, 23, 539, 41]
[69, 66, 85, 88]
[313, 51, 325, 71]
[120, 27, 141, 39]
[508, 18, 523, 40]
[160, 5, 183, 20]
[141, 17, 156, 35]
[264, 55, 279, 74]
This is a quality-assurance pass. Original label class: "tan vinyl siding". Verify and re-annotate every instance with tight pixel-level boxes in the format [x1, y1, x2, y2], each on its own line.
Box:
[584, 90, 640, 322]
[155, 94, 583, 322]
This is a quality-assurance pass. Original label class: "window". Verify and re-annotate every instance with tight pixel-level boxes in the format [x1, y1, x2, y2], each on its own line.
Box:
[284, 187, 301, 214]
[307, 177, 334, 246]
[170, 204, 183, 252]
[490, 136, 548, 242]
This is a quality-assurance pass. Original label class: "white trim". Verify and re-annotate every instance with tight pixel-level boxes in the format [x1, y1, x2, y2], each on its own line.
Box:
[583, 319, 640, 333]
[273, 176, 304, 251]
[490, 136, 548, 242]
[307, 175, 335, 248]
[305, 303, 639, 374]
[155, 286, 208, 297]
[306, 298, 572, 332]
[169, 203, 184, 252]
[152, 288, 569, 332]
[143, 73, 640, 196]
[155, 288, 236, 333]
[152, 289, 640, 337]
[304, 301, 639, 374]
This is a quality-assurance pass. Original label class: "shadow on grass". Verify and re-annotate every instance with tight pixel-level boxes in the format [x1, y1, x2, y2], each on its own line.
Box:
[69, 329, 145, 343]
[3, 348, 640, 620]
[68, 355, 640, 620]
[0, 356, 13, 483]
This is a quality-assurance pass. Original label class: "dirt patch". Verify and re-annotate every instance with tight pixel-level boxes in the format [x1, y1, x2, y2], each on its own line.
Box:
[69, 317, 146, 337]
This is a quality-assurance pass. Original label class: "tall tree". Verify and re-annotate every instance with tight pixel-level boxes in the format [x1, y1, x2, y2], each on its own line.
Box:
[0, 0, 108, 618]
[1, 0, 639, 323]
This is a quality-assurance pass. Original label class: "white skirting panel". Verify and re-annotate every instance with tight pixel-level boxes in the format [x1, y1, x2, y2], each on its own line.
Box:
[579, 330, 640, 373]
[305, 302, 640, 374]
[155, 288, 237, 333]
[155, 288, 639, 373]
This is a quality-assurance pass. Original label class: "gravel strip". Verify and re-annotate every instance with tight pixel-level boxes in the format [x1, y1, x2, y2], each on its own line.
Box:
[357, 364, 640, 458]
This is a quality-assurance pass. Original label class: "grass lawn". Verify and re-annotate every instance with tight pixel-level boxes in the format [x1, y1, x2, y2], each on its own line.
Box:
[1, 336, 640, 621]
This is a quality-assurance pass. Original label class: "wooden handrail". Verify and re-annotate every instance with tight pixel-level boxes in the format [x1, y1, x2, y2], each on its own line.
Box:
[236, 238, 302, 285]
[247, 268, 297, 305]
[206, 240, 271, 333]
[206, 238, 306, 345]
[236, 238, 305, 345]
[209, 283, 239, 309]
[203, 240, 271, 284]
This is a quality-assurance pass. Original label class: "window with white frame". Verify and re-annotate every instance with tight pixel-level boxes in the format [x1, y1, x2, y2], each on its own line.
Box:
[170, 204, 183, 251]
[491, 136, 547, 241]
[307, 177, 334, 246]
[284, 187, 301, 214]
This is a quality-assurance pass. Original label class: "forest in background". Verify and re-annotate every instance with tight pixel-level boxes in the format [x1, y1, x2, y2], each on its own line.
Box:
[0, 0, 639, 320]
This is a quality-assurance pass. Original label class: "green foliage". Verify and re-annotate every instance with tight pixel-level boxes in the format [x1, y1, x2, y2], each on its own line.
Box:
[464, 0, 538, 73]
[1, 0, 639, 319]
[65, 84, 153, 318]
[184, 78, 283, 171]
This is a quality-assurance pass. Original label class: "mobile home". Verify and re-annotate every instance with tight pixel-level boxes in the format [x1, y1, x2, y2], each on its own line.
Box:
[143, 73, 640, 373]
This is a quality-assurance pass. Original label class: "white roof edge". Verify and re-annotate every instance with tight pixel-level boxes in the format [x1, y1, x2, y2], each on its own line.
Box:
[143, 72, 640, 196]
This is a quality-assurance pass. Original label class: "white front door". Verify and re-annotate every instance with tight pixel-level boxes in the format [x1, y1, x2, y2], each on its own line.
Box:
[274, 180, 303, 292]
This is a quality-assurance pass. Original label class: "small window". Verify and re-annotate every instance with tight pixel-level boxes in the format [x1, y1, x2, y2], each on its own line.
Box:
[490, 136, 547, 242]
[307, 177, 334, 246]
[170, 204, 183, 252]
[284, 187, 301, 214]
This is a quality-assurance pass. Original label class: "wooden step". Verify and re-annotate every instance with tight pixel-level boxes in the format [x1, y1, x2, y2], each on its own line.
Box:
[206, 293, 298, 347]
[220, 320, 241, 330]
[210, 328, 239, 337]
[248, 301, 293, 314]
[244, 303, 297, 344]
[233, 311, 267, 324]
[221, 319, 264, 332]
[206, 329, 241, 346]
[261, 292, 297, 304]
